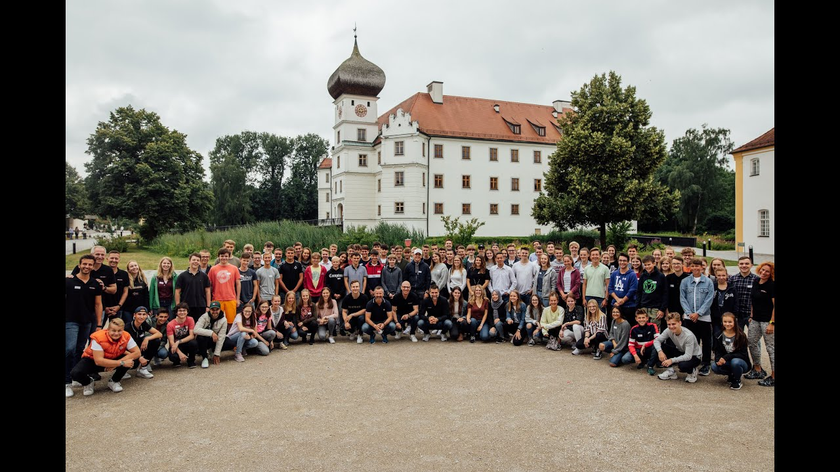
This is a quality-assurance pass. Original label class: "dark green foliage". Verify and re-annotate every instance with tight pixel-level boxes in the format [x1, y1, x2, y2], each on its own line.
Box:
[532, 71, 677, 248]
[66, 162, 88, 219]
[84, 106, 213, 240]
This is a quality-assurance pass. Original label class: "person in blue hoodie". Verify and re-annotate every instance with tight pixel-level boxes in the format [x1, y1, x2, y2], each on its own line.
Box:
[680, 258, 715, 377]
[608, 253, 638, 330]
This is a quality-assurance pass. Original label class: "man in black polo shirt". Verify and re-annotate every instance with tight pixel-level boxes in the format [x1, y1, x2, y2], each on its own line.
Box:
[342, 280, 368, 344]
[71, 245, 117, 299]
[66, 254, 103, 397]
[174, 253, 212, 322]
[393, 281, 420, 342]
[417, 283, 451, 342]
[277, 247, 303, 302]
[103, 250, 129, 324]
[362, 286, 395, 344]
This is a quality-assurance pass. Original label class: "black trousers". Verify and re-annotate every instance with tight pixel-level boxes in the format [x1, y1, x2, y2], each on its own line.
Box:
[70, 354, 130, 385]
[682, 318, 712, 366]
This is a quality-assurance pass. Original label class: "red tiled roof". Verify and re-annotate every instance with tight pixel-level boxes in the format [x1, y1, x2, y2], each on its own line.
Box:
[318, 157, 332, 169]
[377, 93, 565, 144]
[731, 127, 774, 154]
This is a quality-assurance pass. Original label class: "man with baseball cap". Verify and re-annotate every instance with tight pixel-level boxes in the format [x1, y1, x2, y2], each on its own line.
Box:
[402, 248, 431, 300]
[194, 301, 231, 368]
[123, 306, 163, 379]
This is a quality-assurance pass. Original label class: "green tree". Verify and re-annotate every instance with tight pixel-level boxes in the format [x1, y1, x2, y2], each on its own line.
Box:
[65, 161, 88, 219]
[209, 153, 252, 226]
[441, 215, 486, 247]
[657, 124, 734, 233]
[532, 71, 677, 248]
[252, 132, 293, 221]
[281, 133, 329, 221]
[84, 105, 212, 240]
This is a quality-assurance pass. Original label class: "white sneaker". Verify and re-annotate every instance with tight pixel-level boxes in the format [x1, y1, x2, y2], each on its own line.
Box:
[122, 372, 131, 379]
[136, 366, 154, 379]
[658, 368, 678, 380]
[416, 328, 424, 335]
[71, 380, 83, 388]
[571, 348, 581, 355]
[440, 334, 447, 342]
[410, 334, 418, 342]
[234, 353, 245, 362]
[66, 384, 74, 398]
[423, 334, 430, 342]
[107, 380, 123, 393]
[685, 367, 699, 383]
[145, 362, 153, 372]
[357, 335, 363, 344]
[83, 382, 95, 396]
[201, 358, 210, 369]
[394, 331, 401, 340]
[402, 327, 411, 335]
[328, 336, 335, 344]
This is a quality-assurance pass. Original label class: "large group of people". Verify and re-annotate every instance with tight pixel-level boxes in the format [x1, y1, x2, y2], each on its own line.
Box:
[65, 238, 774, 397]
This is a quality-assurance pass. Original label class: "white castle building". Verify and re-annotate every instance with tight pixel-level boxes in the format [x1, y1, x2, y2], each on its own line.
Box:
[318, 38, 571, 237]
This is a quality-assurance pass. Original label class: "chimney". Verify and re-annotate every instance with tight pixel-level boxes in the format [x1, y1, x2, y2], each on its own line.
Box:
[427, 81, 443, 104]
[552, 99, 571, 113]
[493, 104, 500, 113]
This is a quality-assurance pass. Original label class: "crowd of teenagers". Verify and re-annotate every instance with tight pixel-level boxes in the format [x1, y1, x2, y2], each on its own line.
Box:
[65, 238, 774, 397]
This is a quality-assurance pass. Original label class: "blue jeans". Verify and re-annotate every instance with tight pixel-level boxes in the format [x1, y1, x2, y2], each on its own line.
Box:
[361, 321, 396, 340]
[65, 321, 91, 384]
[524, 322, 541, 341]
[711, 358, 749, 380]
[228, 332, 259, 355]
[417, 318, 453, 336]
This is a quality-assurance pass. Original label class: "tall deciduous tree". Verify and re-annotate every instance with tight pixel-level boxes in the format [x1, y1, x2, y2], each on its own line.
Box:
[66, 162, 88, 219]
[532, 71, 677, 248]
[656, 124, 734, 233]
[280, 133, 329, 221]
[84, 105, 212, 240]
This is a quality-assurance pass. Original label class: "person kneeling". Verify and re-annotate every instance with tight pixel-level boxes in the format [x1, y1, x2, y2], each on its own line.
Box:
[653, 313, 702, 383]
[69, 318, 141, 396]
[711, 312, 752, 390]
[194, 301, 232, 368]
[362, 286, 396, 344]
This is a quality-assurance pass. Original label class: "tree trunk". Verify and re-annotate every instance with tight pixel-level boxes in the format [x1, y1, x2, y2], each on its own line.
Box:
[691, 192, 702, 234]
[599, 223, 607, 249]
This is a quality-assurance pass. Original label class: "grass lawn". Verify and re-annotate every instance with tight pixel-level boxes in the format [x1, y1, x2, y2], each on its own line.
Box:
[65, 247, 190, 271]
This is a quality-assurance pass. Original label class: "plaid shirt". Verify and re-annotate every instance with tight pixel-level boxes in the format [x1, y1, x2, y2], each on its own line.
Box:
[728, 272, 759, 319]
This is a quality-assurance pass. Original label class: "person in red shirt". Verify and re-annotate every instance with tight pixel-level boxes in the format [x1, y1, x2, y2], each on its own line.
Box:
[69, 318, 141, 396]
[208, 248, 241, 324]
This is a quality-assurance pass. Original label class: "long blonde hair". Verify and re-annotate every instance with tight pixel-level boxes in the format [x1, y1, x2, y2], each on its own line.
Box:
[156, 257, 174, 281]
[586, 299, 605, 324]
[127, 260, 147, 288]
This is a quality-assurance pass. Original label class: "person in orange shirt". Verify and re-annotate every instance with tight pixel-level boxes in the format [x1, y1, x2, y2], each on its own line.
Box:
[208, 248, 241, 324]
[68, 318, 141, 397]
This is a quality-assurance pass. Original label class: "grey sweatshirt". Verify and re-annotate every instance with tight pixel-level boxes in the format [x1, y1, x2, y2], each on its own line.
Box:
[653, 326, 701, 363]
[608, 320, 631, 354]
[193, 313, 228, 356]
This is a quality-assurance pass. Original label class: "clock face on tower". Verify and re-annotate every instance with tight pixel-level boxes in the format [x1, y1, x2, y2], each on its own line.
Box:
[355, 104, 368, 117]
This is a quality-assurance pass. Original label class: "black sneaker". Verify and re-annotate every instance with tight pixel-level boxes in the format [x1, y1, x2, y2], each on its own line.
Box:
[593, 349, 602, 360]
[187, 360, 197, 369]
[730, 380, 742, 390]
[636, 363, 646, 369]
[757, 376, 775, 387]
[698, 365, 711, 376]
[744, 369, 767, 380]
[90, 372, 102, 381]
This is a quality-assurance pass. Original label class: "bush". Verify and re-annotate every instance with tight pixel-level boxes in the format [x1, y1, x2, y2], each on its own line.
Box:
[606, 221, 632, 250]
[96, 234, 131, 253]
[699, 211, 735, 234]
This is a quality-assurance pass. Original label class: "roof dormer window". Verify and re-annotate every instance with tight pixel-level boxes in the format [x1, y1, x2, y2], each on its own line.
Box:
[502, 117, 521, 135]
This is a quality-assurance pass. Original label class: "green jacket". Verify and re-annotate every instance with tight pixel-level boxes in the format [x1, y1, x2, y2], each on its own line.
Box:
[149, 273, 178, 311]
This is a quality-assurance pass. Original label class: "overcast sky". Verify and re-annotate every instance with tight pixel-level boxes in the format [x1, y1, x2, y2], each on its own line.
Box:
[66, 0, 774, 178]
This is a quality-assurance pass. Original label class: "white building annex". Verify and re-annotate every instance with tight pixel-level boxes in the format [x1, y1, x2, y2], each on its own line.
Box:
[318, 37, 571, 237]
[731, 127, 774, 256]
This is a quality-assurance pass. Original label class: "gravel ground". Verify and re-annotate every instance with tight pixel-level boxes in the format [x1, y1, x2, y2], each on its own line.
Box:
[65, 335, 774, 471]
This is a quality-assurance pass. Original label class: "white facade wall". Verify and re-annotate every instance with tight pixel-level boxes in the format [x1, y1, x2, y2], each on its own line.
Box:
[740, 147, 774, 255]
[318, 167, 331, 219]
[427, 137, 554, 237]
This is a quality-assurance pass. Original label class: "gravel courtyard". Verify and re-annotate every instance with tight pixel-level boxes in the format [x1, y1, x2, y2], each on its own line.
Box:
[65, 337, 774, 471]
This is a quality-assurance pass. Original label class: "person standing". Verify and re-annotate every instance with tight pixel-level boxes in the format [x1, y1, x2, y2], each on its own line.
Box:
[213, 239, 240, 268]
[744, 262, 775, 387]
[198, 249, 212, 274]
[343, 252, 368, 298]
[680, 258, 715, 377]
[149, 256, 178, 316]
[665, 256, 689, 330]
[637, 255, 668, 329]
[255, 251, 280, 305]
[278, 247, 304, 301]
[174, 253, 212, 322]
[403, 249, 431, 300]
[555, 254, 580, 310]
[582, 248, 610, 313]
[489, 252, 517, 304]
[66, 254, 103, 397]
[381, 254, 403, 301]
[207, 248, 241, 324]
[364, 250, 384, 297]
[302, 251, 327, 303]
[237, 252, 259, 313]
[710, 267, 737, 339]
[68, 318, 141, 396]
[513, 247, 537, 301]
[102, 250, 129, 325]
[608, 253, 638, 327]
[122, 260, 150, 317]
[728, 256, 759, 332]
